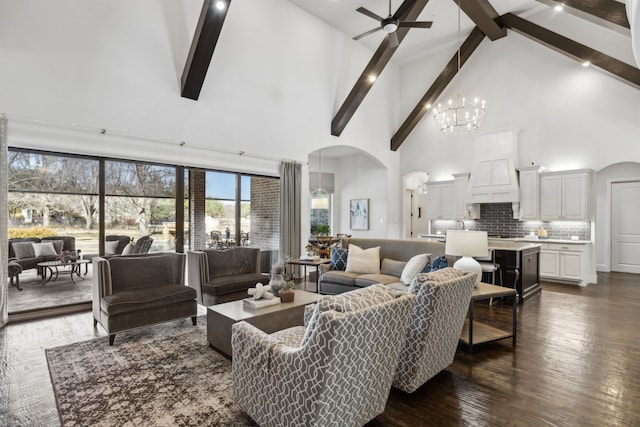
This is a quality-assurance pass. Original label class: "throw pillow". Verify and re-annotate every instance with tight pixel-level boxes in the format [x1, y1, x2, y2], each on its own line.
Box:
[345, 244, 380, 274]
[329, 247, 349, 271]
[32, 241, 58, 257]
[51, 239, 64, 254]
[121, 242, 135, 255]
[422, 255, 448, 273]
[104, 240, 119, 256]
[12, 241, 36, 259]
[401, 253, 430, 285]
[380, 258, 407, 277]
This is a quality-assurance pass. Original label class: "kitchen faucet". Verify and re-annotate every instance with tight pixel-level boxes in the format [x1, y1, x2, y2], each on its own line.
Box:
[458, 220, 466, 230]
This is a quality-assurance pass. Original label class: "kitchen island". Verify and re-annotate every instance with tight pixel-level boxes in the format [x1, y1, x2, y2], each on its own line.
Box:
[490, 240, 542, 303]
[419, 237, 542, 303]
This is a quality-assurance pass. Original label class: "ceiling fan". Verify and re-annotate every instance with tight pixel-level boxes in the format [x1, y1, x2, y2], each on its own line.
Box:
[352, 0, 433, 48]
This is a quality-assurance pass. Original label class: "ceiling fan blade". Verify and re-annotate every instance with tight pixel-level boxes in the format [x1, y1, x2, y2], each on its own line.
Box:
[353, 27, 382, 41]
[399, 21, 433, 28]
[388, 31, 399, 48]
[356, 7, 385, 22]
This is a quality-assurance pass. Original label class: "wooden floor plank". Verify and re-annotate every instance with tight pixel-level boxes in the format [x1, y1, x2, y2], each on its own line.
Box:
[1, 273, 639, 426]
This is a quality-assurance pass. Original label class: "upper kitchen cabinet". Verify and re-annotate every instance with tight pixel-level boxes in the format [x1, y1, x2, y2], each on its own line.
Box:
[453, 173, 479, 220]
[426, 181, 455, 219]
[518, 166, 541, 220]
[539, 170, 593, 221]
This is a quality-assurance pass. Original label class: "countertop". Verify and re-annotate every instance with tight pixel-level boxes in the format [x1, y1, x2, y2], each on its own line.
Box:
[417, 235, 592, 249]
[417, 237, 542, 252]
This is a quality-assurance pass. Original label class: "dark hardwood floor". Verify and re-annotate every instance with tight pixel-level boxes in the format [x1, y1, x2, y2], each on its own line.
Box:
[1, 272, 639, 426]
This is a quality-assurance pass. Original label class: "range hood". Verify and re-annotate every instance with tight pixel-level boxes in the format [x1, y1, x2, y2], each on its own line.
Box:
[467, 130, 520, 214]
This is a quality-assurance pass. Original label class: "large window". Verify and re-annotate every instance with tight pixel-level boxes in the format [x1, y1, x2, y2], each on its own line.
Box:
[8, 151, 100, 252]
[105, 160, 177, 252]
[7, 147, 280, 315]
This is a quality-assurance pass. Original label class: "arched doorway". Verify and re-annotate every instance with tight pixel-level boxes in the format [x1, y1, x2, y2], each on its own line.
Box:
[402, 171, 430, 239]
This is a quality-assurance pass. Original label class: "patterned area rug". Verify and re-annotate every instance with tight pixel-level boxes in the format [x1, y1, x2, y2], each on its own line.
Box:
[45, 317, 256, 427]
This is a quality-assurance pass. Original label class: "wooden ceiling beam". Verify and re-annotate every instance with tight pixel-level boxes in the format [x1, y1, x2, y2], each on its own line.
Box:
[534, 0, 629, 32]
[181, 0, 232, 100]
[331, 0, 431, 137]
[457, 0, 506, 41]
[502, 13, 640, 88]
[390, 26, 486, 151]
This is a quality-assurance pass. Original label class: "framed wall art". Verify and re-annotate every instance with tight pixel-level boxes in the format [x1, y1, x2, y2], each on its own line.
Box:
[350, 198, 369, 230]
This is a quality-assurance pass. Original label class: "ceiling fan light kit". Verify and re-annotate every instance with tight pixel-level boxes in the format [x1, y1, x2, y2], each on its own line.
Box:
[352, 0, 433, 48]
[433, 0, 485, 135]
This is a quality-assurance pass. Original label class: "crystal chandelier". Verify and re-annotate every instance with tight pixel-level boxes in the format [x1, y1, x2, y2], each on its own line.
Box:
[433, 0, 485, 135]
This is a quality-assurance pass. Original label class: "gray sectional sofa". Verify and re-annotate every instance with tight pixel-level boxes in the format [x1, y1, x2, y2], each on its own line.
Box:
[319, 237, 452, 295]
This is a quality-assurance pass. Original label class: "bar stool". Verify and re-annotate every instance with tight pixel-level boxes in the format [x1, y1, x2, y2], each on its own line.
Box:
[476, 249, 502, 285]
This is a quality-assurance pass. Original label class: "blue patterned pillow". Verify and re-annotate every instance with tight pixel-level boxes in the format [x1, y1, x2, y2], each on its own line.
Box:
[330, 247, 349, 271]
[421, 255, 448, 273]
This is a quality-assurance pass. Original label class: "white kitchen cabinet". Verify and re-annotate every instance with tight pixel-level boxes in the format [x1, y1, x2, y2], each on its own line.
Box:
[453, 173, 479, 220]
[539, 250, 559, 278]
[539, 243, 584, 283]
[517, 166, 540, 220]
[539, 170, 591, 221]
[426, 181, 455, 219]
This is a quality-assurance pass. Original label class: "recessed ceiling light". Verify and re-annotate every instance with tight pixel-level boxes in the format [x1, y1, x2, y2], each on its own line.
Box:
[425, 103, 431, 110]
[215, 1, 226, 11]
[582, 61, 590, 67]
[368, 75, 377, 83]
[555, 4, 564, 12]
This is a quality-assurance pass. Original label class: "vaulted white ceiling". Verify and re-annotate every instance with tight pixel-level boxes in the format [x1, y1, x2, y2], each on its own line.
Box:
[287, 0, 633, 66]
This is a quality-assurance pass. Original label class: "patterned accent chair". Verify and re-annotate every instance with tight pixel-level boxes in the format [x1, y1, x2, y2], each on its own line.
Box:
[232, 284, 415, 427]
[393, 267, 476, 393]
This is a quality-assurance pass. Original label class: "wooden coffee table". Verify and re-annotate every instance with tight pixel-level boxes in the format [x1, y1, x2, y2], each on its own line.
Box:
[207, 290, 322, 358]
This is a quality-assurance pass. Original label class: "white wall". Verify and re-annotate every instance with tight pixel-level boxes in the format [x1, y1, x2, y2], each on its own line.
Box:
[399, 32, 640, 178]
[595, 162, 640, 271]
[398, 29, 640, 277]
[3, 1, 639, 247]
[0, 0, 404, 246]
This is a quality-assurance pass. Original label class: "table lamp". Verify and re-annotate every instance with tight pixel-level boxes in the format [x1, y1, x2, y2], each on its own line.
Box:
[445, 230, 488, 286]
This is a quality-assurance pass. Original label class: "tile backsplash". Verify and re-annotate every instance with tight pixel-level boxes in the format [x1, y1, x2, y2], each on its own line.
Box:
[430, 203, 591, 241]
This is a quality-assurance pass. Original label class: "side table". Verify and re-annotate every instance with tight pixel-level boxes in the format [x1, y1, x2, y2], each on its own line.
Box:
[287, 258, 331, 293]
[459, 282, 518, 353]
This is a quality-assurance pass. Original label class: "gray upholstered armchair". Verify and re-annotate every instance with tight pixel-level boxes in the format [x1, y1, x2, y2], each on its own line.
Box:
[232, 284, 415, 427]
[187, 247, 269, 305]
[92, 253, 197, 345]
[393, 267, 476, 393]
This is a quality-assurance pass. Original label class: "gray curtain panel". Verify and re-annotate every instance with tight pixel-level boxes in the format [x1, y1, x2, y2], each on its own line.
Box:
[279, 161, 301, 278]
[1, 115, 9, 328]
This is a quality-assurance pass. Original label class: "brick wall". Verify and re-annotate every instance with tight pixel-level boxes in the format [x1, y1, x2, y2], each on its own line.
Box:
[189, 170, 207, 250]
[251, 177, 280, 273]
[250, 176, 280, 250]
[431, 203, 591, 240]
